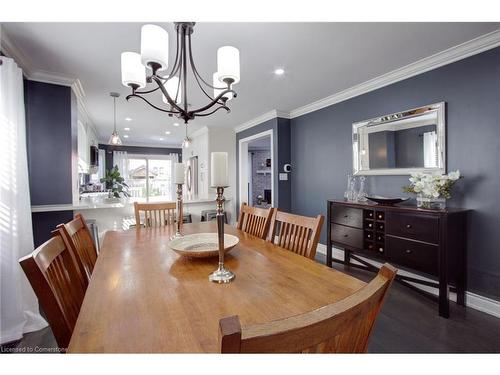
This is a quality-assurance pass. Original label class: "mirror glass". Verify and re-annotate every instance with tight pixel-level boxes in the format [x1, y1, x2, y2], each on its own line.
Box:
[353, 103, 445, 175]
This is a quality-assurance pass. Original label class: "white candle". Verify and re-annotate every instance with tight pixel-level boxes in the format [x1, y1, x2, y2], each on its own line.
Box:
[173, 162, 185, 184]
[211, 152, 229, 187]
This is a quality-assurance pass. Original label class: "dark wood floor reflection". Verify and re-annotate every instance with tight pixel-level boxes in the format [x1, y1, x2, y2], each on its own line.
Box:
[4, 254, 500, 353]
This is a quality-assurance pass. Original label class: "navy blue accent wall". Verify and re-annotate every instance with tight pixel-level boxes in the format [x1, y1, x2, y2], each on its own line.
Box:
[236, 117, 292, 211]
[25, 80, 74, 205]
[290, 47, 500, 299]
[277, 118, 292, 212]
[31, 211, 74, 248]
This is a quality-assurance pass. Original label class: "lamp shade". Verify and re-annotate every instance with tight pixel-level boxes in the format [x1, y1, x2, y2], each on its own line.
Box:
[141, 24, 169, 71]
[213, 72, 234, 101]
[211, 152, 229, 187]
[217, 46, 240, 84]
[121, 52, 146, 89]
[162, 76, 182, 104]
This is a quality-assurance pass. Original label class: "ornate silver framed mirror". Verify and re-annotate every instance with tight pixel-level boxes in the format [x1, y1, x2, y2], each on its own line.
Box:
[352, 102, 446, 176]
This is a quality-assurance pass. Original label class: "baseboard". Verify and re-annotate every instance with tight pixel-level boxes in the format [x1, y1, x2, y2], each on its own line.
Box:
[316, 244, 500, 319]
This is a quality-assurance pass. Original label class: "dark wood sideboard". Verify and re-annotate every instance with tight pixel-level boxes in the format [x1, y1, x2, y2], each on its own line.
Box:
[326, 200, 468, 318]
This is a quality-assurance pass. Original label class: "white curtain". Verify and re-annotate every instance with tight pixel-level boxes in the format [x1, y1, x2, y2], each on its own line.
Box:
[0, 57, 48, 344]
[423, 131, 438, 168]
[113, 151, 129, 181]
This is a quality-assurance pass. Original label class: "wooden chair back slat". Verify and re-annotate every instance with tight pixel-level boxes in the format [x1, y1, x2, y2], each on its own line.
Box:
[236, 203, 274, 239]
[19, 234, 86, 350]
[219, 264, 397, 353]
[134, 201, 176, 228]
[267, 210, 324, 260]
[56, 214, 98, 288]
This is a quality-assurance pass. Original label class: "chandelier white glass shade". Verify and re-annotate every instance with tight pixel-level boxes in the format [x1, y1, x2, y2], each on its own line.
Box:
[120, 22, 239, 125]
[121, 52, 146, 89]
[217, 46, 240, 84]
[140, 24, 169, 71]
[108, 92, 122, 145]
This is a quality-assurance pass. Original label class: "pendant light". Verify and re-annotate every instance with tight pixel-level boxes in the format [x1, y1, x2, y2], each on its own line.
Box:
[108, 92, 122, 145]
[181, 123, 191, 148]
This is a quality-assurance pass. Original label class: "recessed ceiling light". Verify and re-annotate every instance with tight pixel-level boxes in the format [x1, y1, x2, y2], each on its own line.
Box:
[123, 134, 129, 138]
[274, 68, 285, 76]
[165, 131, 171, 135]
[173, 122, 180, 127]
[124, 127, 130, 131]
[159, 137, 164, 141]
[125, 117, 132, 121]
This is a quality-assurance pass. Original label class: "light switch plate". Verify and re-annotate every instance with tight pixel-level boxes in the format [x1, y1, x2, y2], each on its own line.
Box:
[279, 173, 288, 181]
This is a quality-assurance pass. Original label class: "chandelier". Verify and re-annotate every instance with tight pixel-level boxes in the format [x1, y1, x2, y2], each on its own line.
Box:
[120, 22, 240, 130]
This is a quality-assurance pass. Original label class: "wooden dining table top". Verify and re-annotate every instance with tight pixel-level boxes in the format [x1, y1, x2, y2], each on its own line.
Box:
[68, 222, 366, 353]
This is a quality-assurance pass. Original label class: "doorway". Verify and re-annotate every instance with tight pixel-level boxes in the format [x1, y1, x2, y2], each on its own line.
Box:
[238, 130, 274, 208]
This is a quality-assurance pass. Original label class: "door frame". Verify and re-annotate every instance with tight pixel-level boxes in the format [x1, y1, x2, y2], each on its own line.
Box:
[238, 129, 274, 208]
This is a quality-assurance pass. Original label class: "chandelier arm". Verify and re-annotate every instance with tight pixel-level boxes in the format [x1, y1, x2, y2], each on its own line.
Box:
[180, 27, 188, 113]
[133, 86, 161, 95]
[126, 93, 180, 114]
[186, 34, 214, 100]
[189, 89, 237, 115]
[151, 76, 184, 114]
[188, 34, 226, 90]
[156, 29, 181, 80]
[194, 105, 230, 117]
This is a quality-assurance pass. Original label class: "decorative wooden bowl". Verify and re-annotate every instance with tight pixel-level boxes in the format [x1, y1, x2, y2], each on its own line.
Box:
[169, 233, 239, 258]
[366, 196, 410, 206]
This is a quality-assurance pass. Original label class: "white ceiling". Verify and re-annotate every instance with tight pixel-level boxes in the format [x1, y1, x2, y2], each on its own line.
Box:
[2, 22, 499, 146]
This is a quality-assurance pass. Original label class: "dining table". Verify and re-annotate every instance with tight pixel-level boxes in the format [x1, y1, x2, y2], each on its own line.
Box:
[68, 221, 367, 353]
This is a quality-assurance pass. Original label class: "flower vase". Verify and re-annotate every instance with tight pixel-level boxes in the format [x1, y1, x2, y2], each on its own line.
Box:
[416, 194, 446, 210]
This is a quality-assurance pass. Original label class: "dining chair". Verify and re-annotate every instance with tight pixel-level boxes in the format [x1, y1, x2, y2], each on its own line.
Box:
[19, 234, 86, 350]
[134, 201, 177, 228]
[56, 213, 98, 287]
[236, 203, 274, 239]
[219, 263, 397, 353]
[266, 210, 324, 260]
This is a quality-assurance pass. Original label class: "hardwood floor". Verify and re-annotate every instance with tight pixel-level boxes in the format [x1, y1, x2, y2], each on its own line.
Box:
[3, 255, 500, 353]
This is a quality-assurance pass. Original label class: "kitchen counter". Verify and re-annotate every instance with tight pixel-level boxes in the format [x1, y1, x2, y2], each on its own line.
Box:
[31, 196, 235, 238]
[31, 197, 224, 213]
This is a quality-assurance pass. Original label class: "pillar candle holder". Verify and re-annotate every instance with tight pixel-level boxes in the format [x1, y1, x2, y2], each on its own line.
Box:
[208, 186, 235, 283]
[170, 183, 184, 240]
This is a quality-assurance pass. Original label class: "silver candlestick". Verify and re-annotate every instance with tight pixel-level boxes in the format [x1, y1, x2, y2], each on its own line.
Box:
[171, 183, 184, 240]
[208, 186, 235, 283]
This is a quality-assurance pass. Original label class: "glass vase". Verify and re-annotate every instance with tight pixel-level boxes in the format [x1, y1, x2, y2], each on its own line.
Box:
[416, 194, 446, 210]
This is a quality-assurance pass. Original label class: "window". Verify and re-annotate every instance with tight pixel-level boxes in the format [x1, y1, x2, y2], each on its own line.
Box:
[125, 155, 175, 202]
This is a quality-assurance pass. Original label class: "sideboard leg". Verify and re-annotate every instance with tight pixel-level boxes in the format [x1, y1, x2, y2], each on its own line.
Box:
[344, 249, 351, 268]
[439, 217, 450, 318]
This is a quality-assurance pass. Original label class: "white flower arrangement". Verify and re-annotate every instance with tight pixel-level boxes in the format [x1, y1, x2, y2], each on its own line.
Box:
[403, 170, 461, 199]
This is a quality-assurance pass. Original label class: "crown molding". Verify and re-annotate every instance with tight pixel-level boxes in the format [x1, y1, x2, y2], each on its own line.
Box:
[289, 28, 500, 119]
[234, 28, 500, 131]
[0, 28, 34, 75]
[235, 109, 290, 133]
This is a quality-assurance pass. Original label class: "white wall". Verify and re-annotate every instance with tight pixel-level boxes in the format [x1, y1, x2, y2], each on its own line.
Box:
[182, 126, 209, 198]
[182, 126, 236, 223]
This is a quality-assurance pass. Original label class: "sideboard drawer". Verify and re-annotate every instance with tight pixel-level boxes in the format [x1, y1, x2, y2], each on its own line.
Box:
[331, 206, 363, 228]
[331, 224, 363, 249]
[386, 236, 438, 275]
[386, 212, 439, 244]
